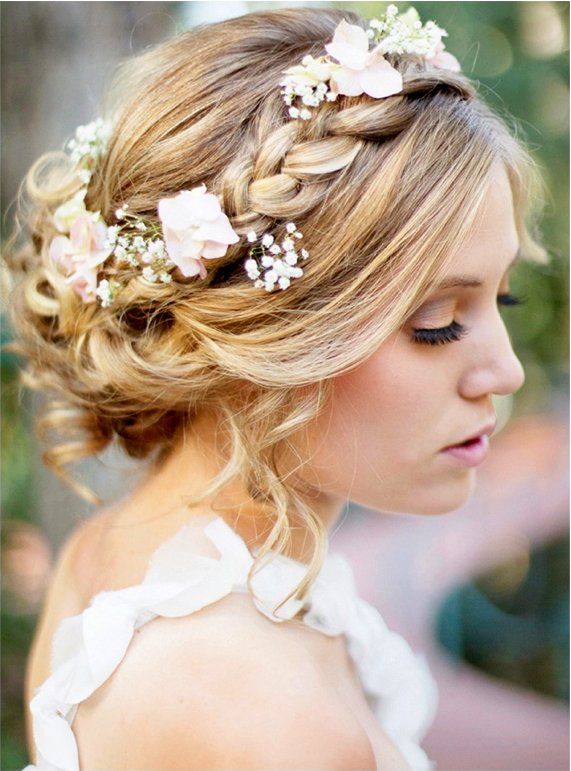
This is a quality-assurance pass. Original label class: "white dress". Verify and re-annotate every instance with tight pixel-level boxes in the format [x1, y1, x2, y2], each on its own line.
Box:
[24, 515, 439, 771]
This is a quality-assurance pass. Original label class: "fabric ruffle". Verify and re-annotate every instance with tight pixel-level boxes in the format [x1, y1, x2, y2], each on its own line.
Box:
[24, 516, 438, 771]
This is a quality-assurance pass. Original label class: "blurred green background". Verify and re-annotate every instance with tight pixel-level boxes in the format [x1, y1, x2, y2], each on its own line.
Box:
[1, 2, 568, 768]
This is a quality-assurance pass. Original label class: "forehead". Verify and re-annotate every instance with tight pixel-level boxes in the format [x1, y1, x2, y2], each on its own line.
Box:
[447, 163, 519, 277]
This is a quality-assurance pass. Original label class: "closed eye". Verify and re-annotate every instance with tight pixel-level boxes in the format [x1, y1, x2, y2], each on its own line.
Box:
[410, 292, 528, 346]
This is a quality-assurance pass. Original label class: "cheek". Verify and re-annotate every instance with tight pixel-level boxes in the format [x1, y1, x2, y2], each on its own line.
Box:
[333, 347, 437, 452]
[290, 342, 475, 514]
[308, 342, 439, 477]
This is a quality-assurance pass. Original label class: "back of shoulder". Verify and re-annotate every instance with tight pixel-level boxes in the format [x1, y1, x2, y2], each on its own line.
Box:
[73, 595, 376, 769]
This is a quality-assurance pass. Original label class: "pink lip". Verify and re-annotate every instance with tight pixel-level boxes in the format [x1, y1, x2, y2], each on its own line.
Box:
[452, 420, 497, 446]
[439, 434, 490, 467]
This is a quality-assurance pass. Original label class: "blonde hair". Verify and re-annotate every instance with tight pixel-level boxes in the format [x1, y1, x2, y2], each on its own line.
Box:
[4, 7, 549, 615]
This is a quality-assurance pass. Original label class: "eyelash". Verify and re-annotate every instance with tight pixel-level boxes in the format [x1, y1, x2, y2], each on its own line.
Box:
[410, 293, 528, 347]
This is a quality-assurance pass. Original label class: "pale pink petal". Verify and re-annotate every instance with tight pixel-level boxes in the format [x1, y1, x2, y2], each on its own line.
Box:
[69, 215, 93, 253]
[325, 19, 369, 70]
[49, 236, 74, 273]
[201, 241, 230, 259]
[428, 51, 461, 72]
[171, 254, 206, 278]
[177, 231, 205, 260]
[158, 196, 194, 234]
[161, 229, 179, 261]
[163, 229, 205, 274]
[159, 185, 236, 273]
[193, 214, 240, 246]
[66, 269, 98, 303]
[77, 249, 111, 270]
[74, 282, 97, 303]
[359, 55, 403, 99]
[158, 187, 221, 234]
[329, 66, 365, 97]
[91, 220, 109, 251]
[185, 188, 222, 222]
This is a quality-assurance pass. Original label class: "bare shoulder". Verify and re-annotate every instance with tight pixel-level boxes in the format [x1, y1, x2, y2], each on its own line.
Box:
[24, 508, 117, 758]
[29, 508, 112, 648]
[73, 594, 377, 770]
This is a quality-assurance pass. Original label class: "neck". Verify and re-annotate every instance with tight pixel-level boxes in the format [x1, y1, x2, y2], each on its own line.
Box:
[116, 407, 346, 563]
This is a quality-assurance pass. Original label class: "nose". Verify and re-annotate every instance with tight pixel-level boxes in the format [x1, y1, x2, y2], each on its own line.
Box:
[458, 313, 526, 399]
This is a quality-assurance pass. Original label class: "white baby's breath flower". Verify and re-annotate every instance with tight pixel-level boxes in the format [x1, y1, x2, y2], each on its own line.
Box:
[148, 239, 166, 257]
[67, 118, 111, 168]
[281, 238, 295, 252]
[269, 244, 282, 255]
[288, 106, 300, 119]
[135, 221, 147, 232]
[285, 222, 297, 233]
[142, 266, 157, 282]
[273, 259, 287, 277]
[300, 248, 309, 259]
[159, 271, 172, 283]
[246, 231, 258, 242]
[261, 234, 274, 248]
[115, 207, 127, 220]
[300, 108, 312, 120]
[261, 254, 275, 267]
[301, 92, 319, 107]
[94, 277, 121, 308]
[95, 279, 111, 305]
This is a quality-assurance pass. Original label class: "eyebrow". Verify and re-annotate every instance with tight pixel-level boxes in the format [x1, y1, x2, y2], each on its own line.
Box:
[435, 248, 522, 290]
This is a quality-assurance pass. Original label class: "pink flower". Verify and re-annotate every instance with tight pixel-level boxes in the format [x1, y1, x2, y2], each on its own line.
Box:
[49, 213, 112, 303]
[157, 186, 240, 278]
[325, 19, 403, 99]
[425, 40, 461, 72]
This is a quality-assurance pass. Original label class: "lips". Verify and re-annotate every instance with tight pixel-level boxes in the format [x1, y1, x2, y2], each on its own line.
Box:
[444, 419, 497, 449]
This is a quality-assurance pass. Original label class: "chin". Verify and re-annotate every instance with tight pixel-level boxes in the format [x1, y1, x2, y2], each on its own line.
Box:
[418, 472, 477, 516]
[371, 471, 477, 517]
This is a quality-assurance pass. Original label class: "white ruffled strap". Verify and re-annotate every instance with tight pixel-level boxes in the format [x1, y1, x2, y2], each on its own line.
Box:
[27, 517, 252, 771]
[302, 553, 439, 770]
[25, 517, 439, 771]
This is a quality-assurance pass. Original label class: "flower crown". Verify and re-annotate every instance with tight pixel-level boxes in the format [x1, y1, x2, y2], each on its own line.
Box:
[48, 4, 458, 307]
[280, 4, 460, 119]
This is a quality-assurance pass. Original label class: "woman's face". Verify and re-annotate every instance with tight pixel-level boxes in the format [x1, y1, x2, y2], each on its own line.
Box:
[295, 163, 525, 518]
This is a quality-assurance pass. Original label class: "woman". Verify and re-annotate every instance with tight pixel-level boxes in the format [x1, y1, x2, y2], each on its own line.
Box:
[6, 5, 548, 770]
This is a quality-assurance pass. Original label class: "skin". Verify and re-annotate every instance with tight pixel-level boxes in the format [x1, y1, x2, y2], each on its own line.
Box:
[116, 161, 524, 560]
